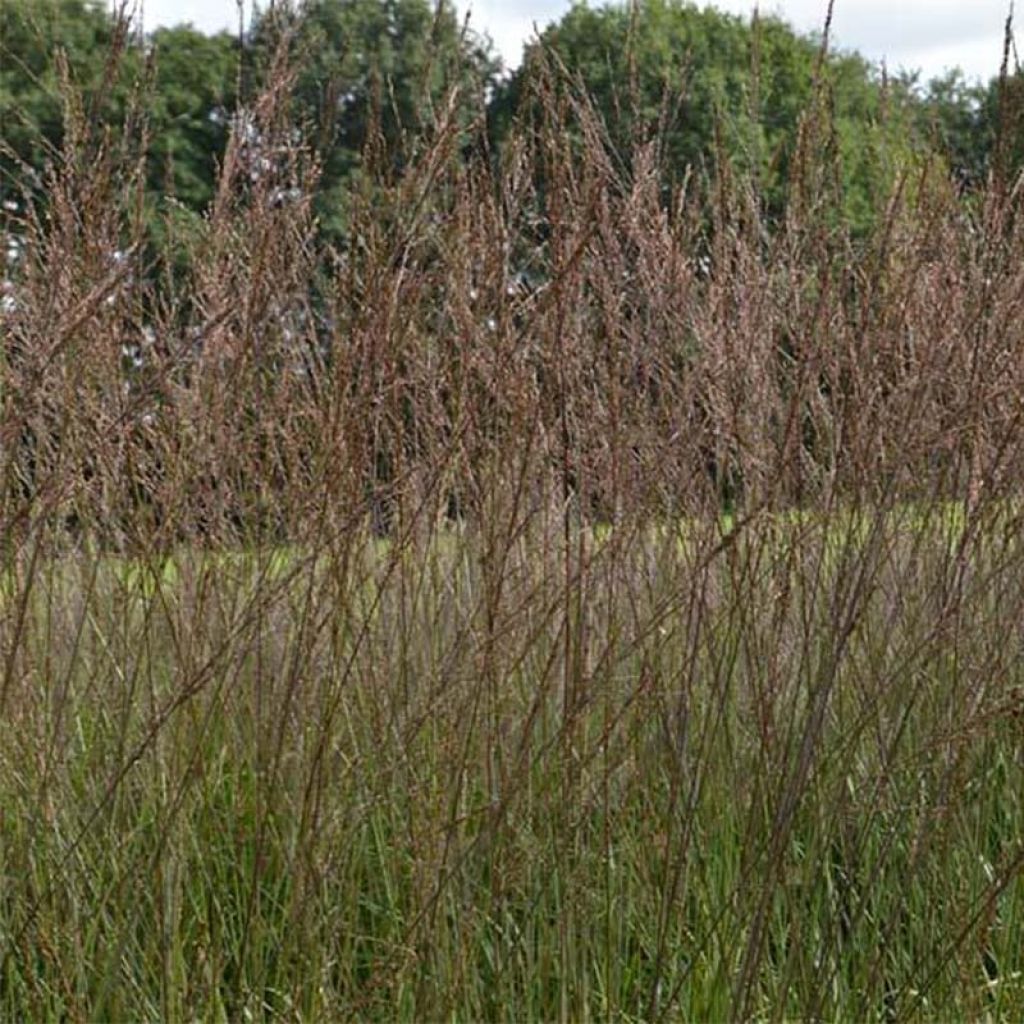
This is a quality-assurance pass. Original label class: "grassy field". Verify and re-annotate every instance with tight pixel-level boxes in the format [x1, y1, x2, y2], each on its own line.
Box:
[2, 502, 1023, 1020]
[3, 13, 1024, 1020]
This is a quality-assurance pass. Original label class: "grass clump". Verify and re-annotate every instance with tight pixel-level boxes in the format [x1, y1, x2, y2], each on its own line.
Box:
[2, 6, 1024, 1020]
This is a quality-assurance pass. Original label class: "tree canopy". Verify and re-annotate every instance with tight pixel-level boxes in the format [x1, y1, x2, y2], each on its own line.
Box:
[488, 0, 932, 230]
[144, 25, 240, 211]
[247, 0, 499, 240]
[1, 0, 125, 202]
[1, 0, 1017, 238]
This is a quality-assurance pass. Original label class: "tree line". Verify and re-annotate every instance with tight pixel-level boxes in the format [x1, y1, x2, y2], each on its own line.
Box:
[2, 0, 1022, 545]
[2, 0, 1020, 246]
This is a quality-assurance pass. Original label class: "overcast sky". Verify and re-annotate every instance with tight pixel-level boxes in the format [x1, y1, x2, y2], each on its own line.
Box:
[137, 0, 1019, 85]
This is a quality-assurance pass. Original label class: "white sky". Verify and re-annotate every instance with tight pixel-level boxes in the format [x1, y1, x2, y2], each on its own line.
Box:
[134, 0, 1020, 85]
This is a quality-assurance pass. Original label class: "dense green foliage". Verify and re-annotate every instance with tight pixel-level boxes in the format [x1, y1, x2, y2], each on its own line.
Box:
[1, 0, 497, 246]
[144, 25, 240, 210]
[488, 0, 1024, 232]
[489, 0, 913, 227]
[249, 0, 498, 239]
[0, 0, 239, 217]
[2, 0, 1018, 237]
[1, 0, 126, 201]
